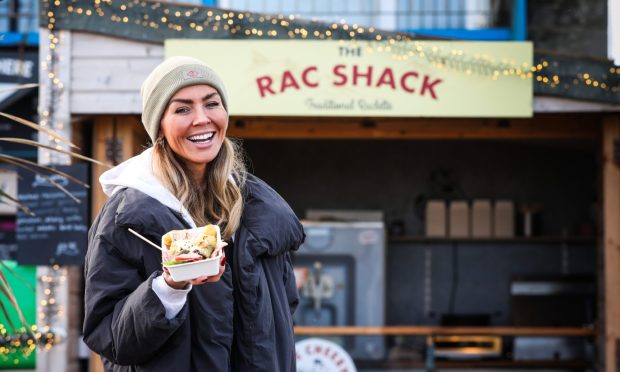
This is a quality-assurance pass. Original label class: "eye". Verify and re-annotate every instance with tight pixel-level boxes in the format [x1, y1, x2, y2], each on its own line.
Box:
[205, 101, 220, 108]
[174, 106, 190, 114]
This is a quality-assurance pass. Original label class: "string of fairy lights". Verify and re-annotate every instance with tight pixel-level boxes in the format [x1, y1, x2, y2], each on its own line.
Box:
[36, 265, 65, 352]
[0, 265, 64, 364]
[39, 26, 68, 165]
[40, 0, 620, 102]
[373, 40, 533, 80]
[0, 324, 37, 363]
[43, 0, 532, 79]
[533, 53, 620, 102]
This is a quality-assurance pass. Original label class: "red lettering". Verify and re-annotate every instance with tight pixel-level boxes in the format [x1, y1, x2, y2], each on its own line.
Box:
[280, 71, 301, 93]
[302, 66, 319, 88]
[336, 358, 344, 366]
[376, 68, 396, 89]
[256, 76, 275, 97]
[333, 64, 347, 86]
[400, 71, 419, 93]
[323, 347, 331, 356]
[420, 76, 443, 100]
[353, 65, 373, 86]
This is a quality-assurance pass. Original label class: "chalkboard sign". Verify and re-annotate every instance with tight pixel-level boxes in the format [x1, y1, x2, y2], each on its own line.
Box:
[16, 164, 89, 265]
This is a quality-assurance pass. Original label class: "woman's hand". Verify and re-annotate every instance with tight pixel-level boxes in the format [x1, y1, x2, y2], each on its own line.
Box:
[163, 255, 227, 289]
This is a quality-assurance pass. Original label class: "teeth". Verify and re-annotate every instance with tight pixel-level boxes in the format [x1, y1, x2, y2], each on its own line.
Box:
[188, 133, 214, 141]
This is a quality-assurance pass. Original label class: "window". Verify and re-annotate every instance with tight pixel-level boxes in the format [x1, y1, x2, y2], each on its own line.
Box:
[223, 0, 508, 31]
[0, 0, 38, 33]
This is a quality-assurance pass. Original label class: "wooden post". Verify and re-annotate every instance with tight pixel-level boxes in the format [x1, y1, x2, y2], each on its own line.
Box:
[89, 115, 147, 372]
[603, 115, 620, 372]
[89, 116, 113, 372]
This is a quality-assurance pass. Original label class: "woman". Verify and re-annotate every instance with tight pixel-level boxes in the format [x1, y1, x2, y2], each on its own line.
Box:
[83, 56, 305, 372]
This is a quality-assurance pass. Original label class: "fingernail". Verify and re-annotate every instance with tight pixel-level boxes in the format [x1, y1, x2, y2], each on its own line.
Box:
[220, 256, 227, 266]
[201, 278, 209, 283]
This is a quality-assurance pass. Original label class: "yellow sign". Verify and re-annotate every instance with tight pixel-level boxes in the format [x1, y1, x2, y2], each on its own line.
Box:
[166, 40, 533, 117]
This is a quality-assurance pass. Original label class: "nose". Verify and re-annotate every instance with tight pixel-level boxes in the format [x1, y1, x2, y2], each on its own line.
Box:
[192, 106, 211, 126]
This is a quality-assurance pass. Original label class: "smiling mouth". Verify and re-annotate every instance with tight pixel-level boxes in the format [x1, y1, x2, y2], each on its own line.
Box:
[187, 132, 215, 143]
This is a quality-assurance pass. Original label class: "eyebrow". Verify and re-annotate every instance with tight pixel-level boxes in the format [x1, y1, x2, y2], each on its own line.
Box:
[169, 92, 220, 105]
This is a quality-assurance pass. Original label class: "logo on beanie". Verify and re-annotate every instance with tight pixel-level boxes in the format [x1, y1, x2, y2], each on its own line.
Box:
[183, 69, 206, 80]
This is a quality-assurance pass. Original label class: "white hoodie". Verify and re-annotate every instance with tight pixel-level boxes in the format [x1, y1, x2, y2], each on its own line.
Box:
[99, 147, 197, 228]
[98, 147, 193, 319]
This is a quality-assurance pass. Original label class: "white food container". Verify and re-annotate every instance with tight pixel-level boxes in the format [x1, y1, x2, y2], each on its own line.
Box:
[163, 251, 222, 282]
[161, 225, 224, 282]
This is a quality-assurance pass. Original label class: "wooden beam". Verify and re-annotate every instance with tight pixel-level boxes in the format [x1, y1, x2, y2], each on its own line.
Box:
[227, 114, 600, 140]
[294, 326, 596, 337]
[603, 115, 620, 372]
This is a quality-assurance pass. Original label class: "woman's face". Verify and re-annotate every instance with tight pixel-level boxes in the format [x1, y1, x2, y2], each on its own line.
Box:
[160, 84, 228, 179]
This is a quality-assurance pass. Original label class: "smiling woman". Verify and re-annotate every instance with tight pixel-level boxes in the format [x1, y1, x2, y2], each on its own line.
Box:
[83, 56, 305, 372]
[159, 85, 228, 183]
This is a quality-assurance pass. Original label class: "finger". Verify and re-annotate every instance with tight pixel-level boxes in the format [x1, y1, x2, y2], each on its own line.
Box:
[190, 275, 210, 285]
[203, 266, 225, 283]
[220, 255, 227, 266]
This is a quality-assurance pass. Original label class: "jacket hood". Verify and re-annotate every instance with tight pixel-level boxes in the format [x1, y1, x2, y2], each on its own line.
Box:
[99, 148, 196, 228]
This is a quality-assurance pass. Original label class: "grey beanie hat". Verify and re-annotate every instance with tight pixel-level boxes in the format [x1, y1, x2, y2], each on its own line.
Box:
[140, 56, 229, 143]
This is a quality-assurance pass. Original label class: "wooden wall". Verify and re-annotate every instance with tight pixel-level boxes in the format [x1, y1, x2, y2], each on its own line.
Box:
[71, 33, 162, 115]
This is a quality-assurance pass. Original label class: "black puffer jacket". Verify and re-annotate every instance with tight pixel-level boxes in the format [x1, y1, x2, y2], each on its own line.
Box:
[84, 187, 233, 372]
[230, 175, 305, 372]
[83, 174, 304, 372]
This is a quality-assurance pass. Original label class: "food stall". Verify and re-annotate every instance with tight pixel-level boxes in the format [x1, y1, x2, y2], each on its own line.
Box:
[35, 0, 620, 370]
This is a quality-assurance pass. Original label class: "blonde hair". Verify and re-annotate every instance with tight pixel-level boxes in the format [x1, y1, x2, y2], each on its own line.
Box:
[152, 137, 246, 240]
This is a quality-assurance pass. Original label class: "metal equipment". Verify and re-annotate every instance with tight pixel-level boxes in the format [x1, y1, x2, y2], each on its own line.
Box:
[294, 220, 386, 360]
